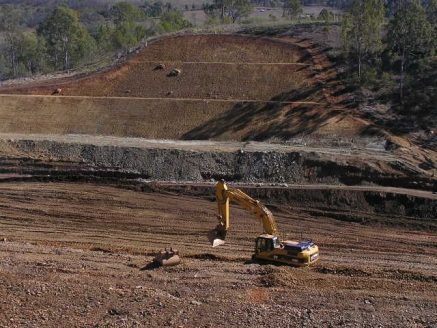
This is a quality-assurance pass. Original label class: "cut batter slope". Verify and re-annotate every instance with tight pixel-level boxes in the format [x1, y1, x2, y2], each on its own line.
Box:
[0, 35, 369, 140]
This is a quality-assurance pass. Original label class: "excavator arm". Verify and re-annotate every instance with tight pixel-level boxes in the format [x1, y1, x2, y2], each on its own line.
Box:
[210, 180, 279, 246]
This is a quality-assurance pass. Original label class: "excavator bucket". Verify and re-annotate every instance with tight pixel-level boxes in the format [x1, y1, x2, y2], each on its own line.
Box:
[153, 248, 181, 267]
[207, 225, 227, 247]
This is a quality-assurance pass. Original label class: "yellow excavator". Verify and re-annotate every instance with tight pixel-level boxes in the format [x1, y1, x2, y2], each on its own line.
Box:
[208, 180, 319, 266]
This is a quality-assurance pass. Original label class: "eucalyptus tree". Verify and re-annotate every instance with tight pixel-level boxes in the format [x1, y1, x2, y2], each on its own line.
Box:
[226, 0, 252, 22]
[108, 1, 146, 50]
[144, 1, 164, 17]
[158, 9, 192, 32]
[426, 0, 437, 54]
[38, 6, 96, 70]
[341, 0, 385, 82]
[1, 31, 21, 77]
[18, 32, 47, 75]
[0, 4, 22, 76]
[0, 4, 21, 31]
[203, 0, 252, 23]
[387, 0, 433, 98]
[282, 0, 302, 21]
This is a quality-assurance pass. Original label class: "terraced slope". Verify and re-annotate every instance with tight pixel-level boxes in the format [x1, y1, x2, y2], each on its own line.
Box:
[0, 34, 369, 141]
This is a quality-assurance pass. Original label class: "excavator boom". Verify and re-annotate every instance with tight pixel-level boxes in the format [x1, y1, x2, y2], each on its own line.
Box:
[212, 180, 278, 243]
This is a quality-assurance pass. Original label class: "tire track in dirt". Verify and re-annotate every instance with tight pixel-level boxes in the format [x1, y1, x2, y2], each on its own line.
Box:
[0, 182, 435, 260]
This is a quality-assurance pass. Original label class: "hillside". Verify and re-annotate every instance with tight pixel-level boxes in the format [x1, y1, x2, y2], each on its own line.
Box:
[0, 32, 435, 185]
[0, 34, 376, 141]
[0, 31, 436, 328]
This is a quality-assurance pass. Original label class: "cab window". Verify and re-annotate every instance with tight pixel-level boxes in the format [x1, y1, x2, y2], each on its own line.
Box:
[272, 236, 280, 248]
[257, 238, 274, 252]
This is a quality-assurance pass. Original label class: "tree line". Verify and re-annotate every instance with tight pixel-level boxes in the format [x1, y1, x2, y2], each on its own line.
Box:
[342, 0, 436, 117]
[0, 1, 192, 78]
[0, 0, 436, 113]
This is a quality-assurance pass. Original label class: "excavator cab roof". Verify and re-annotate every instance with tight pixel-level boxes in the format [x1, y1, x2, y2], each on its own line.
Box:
[257, 234, 281, 248]
[258, 233, 276, 239]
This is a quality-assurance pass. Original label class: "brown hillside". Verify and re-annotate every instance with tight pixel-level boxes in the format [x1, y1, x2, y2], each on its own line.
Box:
[1, 34, 437, 328]
[0, 34, 368, 140]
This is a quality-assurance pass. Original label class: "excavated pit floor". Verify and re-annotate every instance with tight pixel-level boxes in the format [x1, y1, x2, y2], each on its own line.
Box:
[0, 181, 436, 327]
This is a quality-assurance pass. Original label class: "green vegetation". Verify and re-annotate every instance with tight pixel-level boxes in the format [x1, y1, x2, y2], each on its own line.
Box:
[107, 2, 147, 50]
[342, 0, 385, 82]
[38, 7, 97, 70]
[158, 10, 192, 32]
[0, 1, 192, 78]
[335, 0, 437, 138]
[203, 0, 252, 24]
[338, 0, 436, 130]
[386, 1, 433, 98]
[282, 0, 302, 20]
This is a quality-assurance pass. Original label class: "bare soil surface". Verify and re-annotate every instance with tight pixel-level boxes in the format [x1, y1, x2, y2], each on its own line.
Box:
[0, 182, 436, 328]
[0, 33, 436, 327]
[0, 34, 367, 141]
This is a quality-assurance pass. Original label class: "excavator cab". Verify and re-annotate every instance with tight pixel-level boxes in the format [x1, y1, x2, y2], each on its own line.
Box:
[255, 235, 280, 254]
[255, 236, 319, 266]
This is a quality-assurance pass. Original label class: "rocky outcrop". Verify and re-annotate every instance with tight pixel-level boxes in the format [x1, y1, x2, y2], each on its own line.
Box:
[0, 137, 436, 223]
[0, 138, 435, 192]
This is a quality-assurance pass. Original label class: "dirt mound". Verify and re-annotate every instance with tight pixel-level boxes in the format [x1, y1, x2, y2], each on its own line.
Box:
[258, 266, 298, 287]
[0, 34, 370, 141]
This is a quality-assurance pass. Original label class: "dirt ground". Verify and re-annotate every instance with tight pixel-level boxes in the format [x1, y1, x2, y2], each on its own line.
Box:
[0, 182, 436, 328]
[0, 32, 436, 328]
[0, 34, 359, 141]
